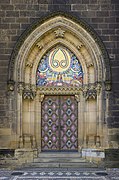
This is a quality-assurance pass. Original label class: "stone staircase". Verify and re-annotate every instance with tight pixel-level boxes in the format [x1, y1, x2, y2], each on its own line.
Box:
[26, 152, 98, 168]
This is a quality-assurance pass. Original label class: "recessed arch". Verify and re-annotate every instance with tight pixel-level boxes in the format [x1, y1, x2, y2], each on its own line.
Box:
[7, 12, 112, 155]
[8, 12, 111, 84]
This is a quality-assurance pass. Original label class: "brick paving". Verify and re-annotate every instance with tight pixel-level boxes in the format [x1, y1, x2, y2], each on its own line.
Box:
[0, 168, 119, 180]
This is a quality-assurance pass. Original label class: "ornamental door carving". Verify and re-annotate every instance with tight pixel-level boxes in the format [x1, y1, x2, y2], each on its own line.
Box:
[41, 95, 78, 151]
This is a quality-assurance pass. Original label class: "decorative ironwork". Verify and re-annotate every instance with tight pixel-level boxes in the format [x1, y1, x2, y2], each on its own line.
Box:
[41, 95, 78, 151]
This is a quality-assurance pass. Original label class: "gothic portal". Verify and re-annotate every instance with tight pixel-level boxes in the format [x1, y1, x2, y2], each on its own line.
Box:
[7, 13, 111, 158]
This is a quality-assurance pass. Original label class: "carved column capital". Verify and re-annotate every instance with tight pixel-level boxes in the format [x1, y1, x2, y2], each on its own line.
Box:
[83, 85, 97, 100]
[20, 83, 36, 100]
[39, 94, 44, 102]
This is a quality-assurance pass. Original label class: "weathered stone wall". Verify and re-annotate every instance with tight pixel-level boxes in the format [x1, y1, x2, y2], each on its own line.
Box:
[0, 0, 119, 148]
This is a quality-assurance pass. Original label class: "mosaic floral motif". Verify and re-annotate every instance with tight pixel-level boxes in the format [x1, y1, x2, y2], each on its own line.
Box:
[36, 46, 83, 87]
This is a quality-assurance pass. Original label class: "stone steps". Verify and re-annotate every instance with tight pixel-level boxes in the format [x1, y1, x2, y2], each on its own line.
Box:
[38, 152, 81, 158]
[26, 152, 98, 168]
[27, 162, 97, 168]
[34, 157, 86, 163]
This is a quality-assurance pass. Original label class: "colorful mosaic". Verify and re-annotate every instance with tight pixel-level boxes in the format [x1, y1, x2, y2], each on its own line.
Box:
[36, 46, 83, 87]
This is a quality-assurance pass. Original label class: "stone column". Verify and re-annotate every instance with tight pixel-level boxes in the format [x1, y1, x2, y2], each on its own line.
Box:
[17, 82, 24, 148]
[96, 84, 102, 147]
[35, 94, 44, 155]
[75, 93, 85, 152]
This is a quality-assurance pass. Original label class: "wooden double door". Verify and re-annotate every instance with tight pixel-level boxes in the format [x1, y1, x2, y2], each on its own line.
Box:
[41, 95, 78, 151]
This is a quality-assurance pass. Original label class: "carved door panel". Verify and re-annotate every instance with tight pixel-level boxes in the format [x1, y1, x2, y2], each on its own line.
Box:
[41, 96, 78, 151]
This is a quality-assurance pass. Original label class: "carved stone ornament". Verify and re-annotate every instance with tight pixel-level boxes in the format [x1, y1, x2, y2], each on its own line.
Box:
[7, 80, 15, 91]
[75, 95, 80, 102]
[105, 81, 111, 91]
[54, 28, 65, 38]
[36, 43, 43, 50]
[77, 44, 83, 50]
[83, 84, 99, 100]
[85, 89, 97, 100]
[39, 94, 44, 102]
[22, 84, 36, 100]
[23, 90, 36, 100]
[26, 61, 33, 68]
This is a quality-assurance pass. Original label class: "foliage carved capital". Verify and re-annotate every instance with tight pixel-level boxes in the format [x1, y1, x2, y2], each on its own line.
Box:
[83, 83, 102, 100]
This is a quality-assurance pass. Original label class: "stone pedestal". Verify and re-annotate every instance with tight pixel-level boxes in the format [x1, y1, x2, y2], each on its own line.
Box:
[15, 148, 37, 163]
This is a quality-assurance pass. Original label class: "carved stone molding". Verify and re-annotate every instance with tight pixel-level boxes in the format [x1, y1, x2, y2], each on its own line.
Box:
[54, 28, 65, 38]
[37, 86, 82, 95]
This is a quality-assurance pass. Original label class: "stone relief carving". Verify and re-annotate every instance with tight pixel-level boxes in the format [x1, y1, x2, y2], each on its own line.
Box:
[36, 43, 43, 50]
[17, 83, 36, 100]
[77, 44, 83, 50]
[26, 61, 33, 68]
[54, 28, 65, 38]
[23, 84, 36, 100]
[83, 83, 101, 100]
[75, 94, 80, 102]
[105, 80, 111, 91]
[39, 94, 44, 102]
[23, 90, 36, 100]
[7, 80, 15, 91]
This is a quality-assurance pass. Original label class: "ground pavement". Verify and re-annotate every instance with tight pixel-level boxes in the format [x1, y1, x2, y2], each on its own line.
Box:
[0, 167, 119, 180]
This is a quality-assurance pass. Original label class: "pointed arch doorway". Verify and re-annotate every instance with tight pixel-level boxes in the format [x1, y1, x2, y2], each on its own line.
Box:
[8, 13, 111, 159]
[41, 95, 78, 152]
[37, 45, 82, 152]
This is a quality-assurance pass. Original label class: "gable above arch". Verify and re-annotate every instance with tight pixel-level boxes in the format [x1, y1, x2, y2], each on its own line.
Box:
[8, 12, 111, 90]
